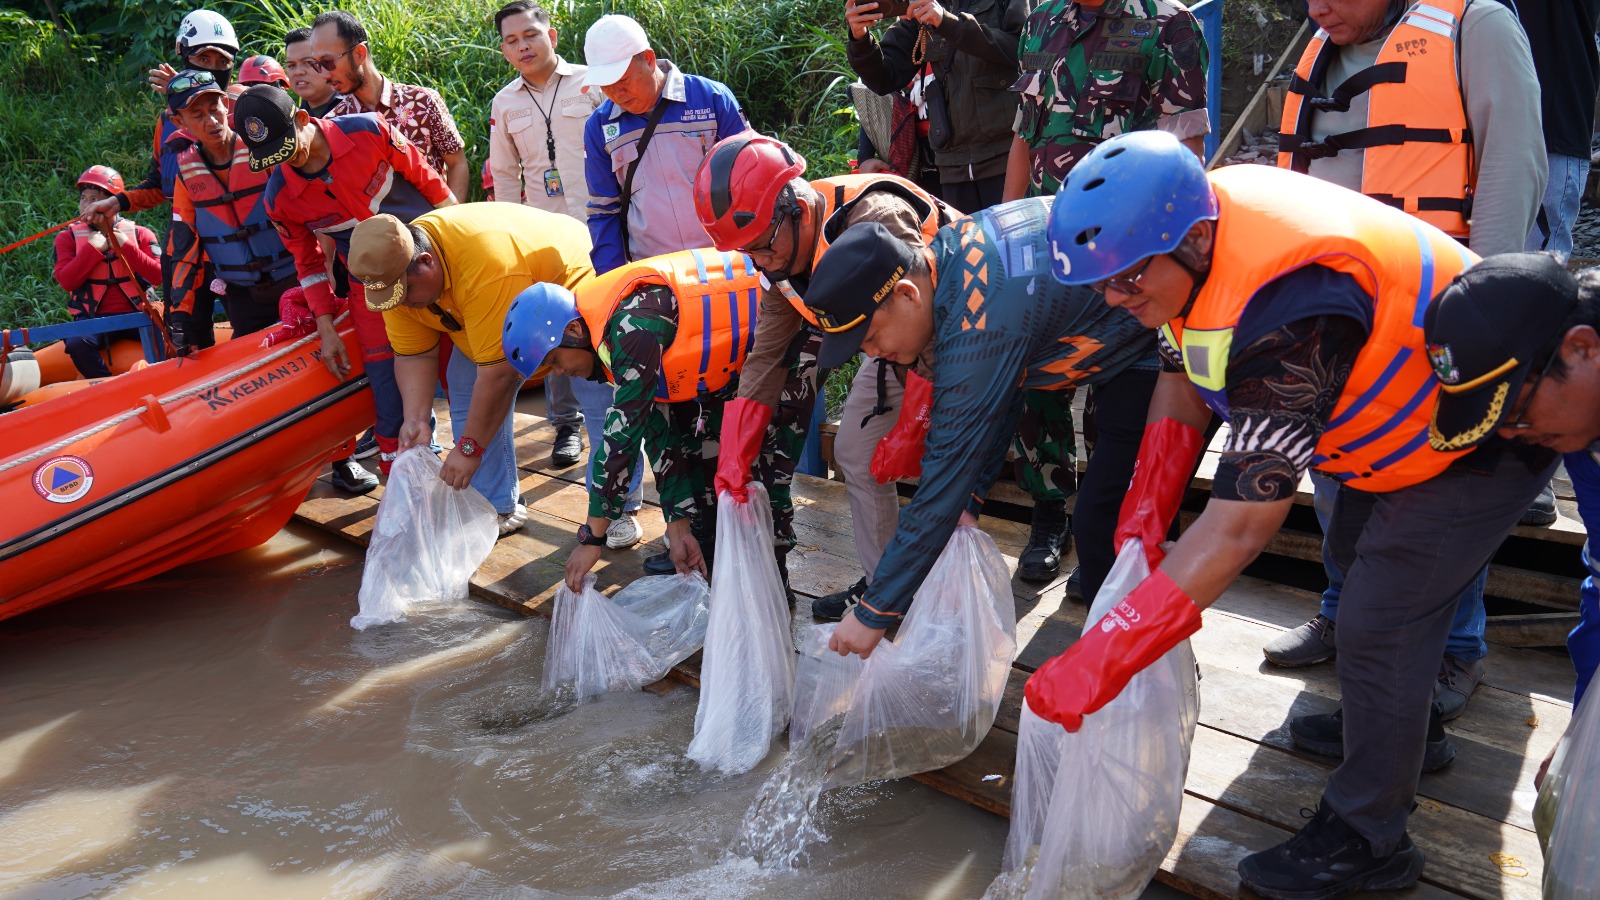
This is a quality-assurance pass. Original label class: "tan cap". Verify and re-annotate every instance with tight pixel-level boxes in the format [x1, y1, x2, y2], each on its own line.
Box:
[348, 214, 414, 311]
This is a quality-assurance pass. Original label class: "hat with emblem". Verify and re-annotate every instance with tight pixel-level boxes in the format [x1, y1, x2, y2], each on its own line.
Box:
[805, 222, 922, 369]
[347, 214, 415, 312]
[232, 84, 299, 172]
[1423, 252, 1578, 452]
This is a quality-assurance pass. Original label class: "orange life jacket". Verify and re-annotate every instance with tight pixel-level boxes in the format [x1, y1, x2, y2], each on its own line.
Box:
[65, 221, 147, 319]
[1160, 165, 1477, 492]
[577, 248, 763, 402]
[770, 174, 954, 328]
[175, 138, 297, 286]
[1277, 0, 1472, 237]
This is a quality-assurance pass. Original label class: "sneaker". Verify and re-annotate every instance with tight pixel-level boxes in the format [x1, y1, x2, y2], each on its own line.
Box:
[552, 424, 583, 468]
[813, 577, 867, 621]
[329, 457, 378, 495]
[1289, 705, 1456, 772]
[1065, 566, 1084, 604]
[1264, 614, 1338, 668]
[606, 514, 644, 549]
[1521, 482, 1557, 526]
[352, 428, 378, 460]
[642, 551, 676, 576]
[1237, 799, 1426, 900]
[496, 501, 529, 539]
[1018, 501, 1071, 582]
[1433, 654, 1486, 722]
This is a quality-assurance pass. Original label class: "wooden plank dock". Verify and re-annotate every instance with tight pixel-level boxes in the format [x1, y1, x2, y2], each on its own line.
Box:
[294, 407, 1579, 898]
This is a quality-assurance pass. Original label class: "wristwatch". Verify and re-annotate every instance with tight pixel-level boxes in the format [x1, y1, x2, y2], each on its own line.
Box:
[457, 437, 484, 457]
[576, 523, 607, 547]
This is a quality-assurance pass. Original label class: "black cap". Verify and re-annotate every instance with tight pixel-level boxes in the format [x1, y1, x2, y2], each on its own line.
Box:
[233, 84, 298, 172]
[807, 222, 921, 369]
[1423, 252, 1578, 452]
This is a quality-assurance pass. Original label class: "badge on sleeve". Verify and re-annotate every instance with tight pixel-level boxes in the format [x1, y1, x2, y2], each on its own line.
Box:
[391, 128, 408, 151]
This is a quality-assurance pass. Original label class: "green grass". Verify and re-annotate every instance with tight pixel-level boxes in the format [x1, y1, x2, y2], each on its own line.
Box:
[0, 0, 858, 329]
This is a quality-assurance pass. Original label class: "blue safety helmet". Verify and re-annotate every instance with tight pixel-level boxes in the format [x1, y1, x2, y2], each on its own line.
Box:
[503, 283, 582, 378]
[1047, 131, 1218, 286]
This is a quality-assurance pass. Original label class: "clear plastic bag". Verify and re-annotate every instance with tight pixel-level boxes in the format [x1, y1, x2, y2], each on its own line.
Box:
[352, 448, 497, 630]
[790, 624, 867, 749]
[987, 539, 1201, 900]
[686, 484, 796, 774]
[542, 572, 711, 700]
[1536, 677, 1600, 898]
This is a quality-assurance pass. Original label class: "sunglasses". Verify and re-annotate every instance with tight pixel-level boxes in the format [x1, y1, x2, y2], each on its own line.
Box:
[168, 70, 217, 94]
[1500, 352, 1557, 431]
[1091, 255, 1157, 297]
[429, 302, 462, 332]
[307, 44, 361, 73]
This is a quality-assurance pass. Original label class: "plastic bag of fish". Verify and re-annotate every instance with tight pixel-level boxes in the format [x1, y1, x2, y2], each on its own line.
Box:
[542, 572, 711, 699]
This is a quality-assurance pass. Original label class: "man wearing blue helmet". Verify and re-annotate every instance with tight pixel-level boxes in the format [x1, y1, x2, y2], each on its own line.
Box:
[345, 204, 594, 538]
[1025, 130, 1554, 899]
[801, 200, 1158, 661]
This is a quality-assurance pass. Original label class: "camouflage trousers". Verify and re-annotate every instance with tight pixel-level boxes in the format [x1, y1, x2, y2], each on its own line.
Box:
[646, 332, 819, 555]
[1012, 388, 1080, 505]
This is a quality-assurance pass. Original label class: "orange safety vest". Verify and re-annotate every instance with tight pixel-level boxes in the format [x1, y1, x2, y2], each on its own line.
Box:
[577, 248, 763, 402]
[1160, 165, 1476, 492]
[175, 139, 297, 286]
[770, 174, 954, 328]
[1277, 0, 1473, 237]
[65, 221, 147, 319]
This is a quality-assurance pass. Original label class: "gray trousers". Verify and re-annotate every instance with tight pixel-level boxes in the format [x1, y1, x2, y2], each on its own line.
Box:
[1322, 447, 1554, 852]
[832, 357, 905, 583]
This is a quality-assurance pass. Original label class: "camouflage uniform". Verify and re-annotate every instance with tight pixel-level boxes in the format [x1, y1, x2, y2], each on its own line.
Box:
[589, 285, 816, 554]
[1009, 0, 1209, 507]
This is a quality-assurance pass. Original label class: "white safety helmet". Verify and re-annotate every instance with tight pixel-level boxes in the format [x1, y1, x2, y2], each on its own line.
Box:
[175, 10, 240, 57]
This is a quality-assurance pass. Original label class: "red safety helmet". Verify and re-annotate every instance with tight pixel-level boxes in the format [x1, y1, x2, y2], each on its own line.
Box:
[76, 165, 124, 195]
[239, 55, 289, 88]
[694, 133, 807, 252]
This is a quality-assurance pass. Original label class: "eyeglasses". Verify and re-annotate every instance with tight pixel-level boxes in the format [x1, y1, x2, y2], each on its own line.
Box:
[167, 70, 217, 94]
[740, 219, 782, 257]
[306, 44, 361, 73]
[429, 302, 462, 332]
[1500, 352, 1558, 431]
[1091, 255, 1157, 297]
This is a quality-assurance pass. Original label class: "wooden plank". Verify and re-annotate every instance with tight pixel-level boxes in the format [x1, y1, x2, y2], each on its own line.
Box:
[1485, 613, 1583, 649]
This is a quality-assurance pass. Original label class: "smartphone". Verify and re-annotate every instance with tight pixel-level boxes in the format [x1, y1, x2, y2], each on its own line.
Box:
[876, 0, 911, 17]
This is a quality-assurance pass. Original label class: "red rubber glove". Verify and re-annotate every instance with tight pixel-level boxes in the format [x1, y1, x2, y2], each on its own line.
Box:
[1024, 568, 1202, 731]
[1114, 417, 1204, 567]
[714, 397, 773, 502]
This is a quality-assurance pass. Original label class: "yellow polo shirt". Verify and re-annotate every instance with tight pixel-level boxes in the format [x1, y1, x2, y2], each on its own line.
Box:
[384, 202, 594, 364]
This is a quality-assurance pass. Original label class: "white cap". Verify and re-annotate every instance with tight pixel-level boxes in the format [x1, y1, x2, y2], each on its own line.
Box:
[581, 15, 650, 87]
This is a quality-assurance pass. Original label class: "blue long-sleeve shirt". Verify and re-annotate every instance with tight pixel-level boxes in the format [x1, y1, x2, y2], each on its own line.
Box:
[1562, 449, 1600, 706]
[855, 196, 1157, 629]
[582, 61, 745, 273]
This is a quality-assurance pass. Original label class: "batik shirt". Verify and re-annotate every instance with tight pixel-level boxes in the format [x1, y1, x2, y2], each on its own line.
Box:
[855, 196, 1157, 629]
[1012, 0, 1209, 195]
[330, 76, 464, 177]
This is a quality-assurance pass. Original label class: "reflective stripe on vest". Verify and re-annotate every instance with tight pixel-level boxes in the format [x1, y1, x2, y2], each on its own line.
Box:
[577, 249, 762, 402]
[1160, 165, 1476, 492]
[176, 139, 297, 286]
[769, 174, 953, 327]
[65, 221, 144, 318]
[1276, 0, 1472, 237]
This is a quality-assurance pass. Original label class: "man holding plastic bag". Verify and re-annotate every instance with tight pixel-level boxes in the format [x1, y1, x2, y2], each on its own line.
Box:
[346, 204, 594, 538]
[800, 198, 1158, 660]
[1027, 132, 1555, 899]
[501, 249, 800, 594]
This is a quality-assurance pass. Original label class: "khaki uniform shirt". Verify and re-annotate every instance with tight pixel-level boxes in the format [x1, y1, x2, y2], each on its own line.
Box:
[488, 59, 600, 221]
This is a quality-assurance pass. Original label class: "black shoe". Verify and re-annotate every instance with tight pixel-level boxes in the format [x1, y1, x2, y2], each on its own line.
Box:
[1289, 705, 1456, 773]
[352, 428, 379, 460]
[642, 551, 676, 576]
[1018, 501, 1071, 582]
[551, 425, 583, 467]
[1520, 482, 1557, 526]
[1065, 566, 1084, 603]
[1238, 799, 1425, 900]
[330, 457, 379, 495]
[813, 577, 866, 621]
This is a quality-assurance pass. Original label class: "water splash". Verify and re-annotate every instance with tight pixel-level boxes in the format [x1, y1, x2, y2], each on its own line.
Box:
[477, 684, 578, 732]
[726, 717, 843, 869]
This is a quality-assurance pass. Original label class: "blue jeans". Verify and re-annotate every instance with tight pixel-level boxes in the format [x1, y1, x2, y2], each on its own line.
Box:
[1312, 471, 1488, 662]
[543, 372, 584, 429]
[569, 374, 643, 514]
[446, 348, 519, 515]
[1525, 152, 1591, 264]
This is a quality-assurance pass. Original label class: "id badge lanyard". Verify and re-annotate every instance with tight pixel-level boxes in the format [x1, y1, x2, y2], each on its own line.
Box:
[522, 75, 564, 198]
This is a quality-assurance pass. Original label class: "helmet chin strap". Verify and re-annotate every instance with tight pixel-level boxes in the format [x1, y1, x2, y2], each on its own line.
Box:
[761, 186, 807, 281]
[1168, 241, 1211, 318]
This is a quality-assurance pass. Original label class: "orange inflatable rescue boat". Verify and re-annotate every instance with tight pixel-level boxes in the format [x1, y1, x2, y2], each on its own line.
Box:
[0, 315, 374, 620]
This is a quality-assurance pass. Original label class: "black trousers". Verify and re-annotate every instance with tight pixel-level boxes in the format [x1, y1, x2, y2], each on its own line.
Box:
[1071, 366, 1160, 602]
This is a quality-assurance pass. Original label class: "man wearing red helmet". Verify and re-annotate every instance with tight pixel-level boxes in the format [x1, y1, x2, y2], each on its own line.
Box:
[239, 54, 290, 89]
[53, 166, 163, 378]
[694, 133, 955, 618]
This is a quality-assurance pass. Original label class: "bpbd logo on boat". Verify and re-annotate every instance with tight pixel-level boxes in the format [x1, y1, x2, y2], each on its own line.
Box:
[32, 455, 94, 504]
